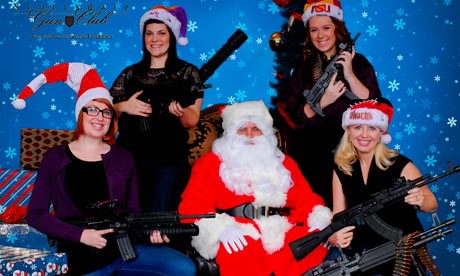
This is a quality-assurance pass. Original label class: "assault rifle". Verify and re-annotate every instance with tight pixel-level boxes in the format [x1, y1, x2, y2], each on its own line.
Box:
[302, 219, 454, 276]
[136, 29, 248, 131]
[137, 29, 248, 107]
[303, 32, 361, 117]
[69, 200, 215, 261]
[290, 165, 460, 261]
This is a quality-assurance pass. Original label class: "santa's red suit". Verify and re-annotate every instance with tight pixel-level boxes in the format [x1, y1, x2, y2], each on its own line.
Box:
[179, 151, 331, 276]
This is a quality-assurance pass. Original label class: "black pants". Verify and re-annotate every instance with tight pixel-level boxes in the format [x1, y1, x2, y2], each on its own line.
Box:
[136, 159, 191, 212]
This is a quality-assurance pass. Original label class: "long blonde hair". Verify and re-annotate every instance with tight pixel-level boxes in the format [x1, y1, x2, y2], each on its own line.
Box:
[334, 130, 399, 176]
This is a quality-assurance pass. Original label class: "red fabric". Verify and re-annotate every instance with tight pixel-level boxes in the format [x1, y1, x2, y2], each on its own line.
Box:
[43, 62, 69, 83]
[18, 86, 34, 100]
[78, 68, 107, 96]
[0, 205, 27, 223]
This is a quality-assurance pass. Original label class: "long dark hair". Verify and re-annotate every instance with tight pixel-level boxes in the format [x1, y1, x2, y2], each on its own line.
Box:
[303, 17, 352, 81]
[135, 19, 181, 77]
[304, 17, 352, 60]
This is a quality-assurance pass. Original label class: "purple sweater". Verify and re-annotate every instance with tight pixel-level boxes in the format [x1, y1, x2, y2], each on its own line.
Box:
[26, 144, 139, 243]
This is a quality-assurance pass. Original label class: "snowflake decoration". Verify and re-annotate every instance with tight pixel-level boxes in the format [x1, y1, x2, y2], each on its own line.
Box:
[4, 147, 17, 159]
[388, 80, 400, 92]
[447, 117, 457, 127]
[393, 19, 406, 30]
[188, 21, 198, 32]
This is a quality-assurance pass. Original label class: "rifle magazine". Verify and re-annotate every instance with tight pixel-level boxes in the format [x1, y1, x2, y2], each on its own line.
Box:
[364, 213, 403, 241]
[115, 234, 137, 261]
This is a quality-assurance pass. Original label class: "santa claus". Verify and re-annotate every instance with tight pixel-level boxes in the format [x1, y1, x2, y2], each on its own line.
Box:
[179, 100, 332, 276]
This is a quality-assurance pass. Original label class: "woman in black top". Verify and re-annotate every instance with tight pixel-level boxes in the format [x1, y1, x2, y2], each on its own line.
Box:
[110, 6, 204, 212]
[328, 98, 437, 275]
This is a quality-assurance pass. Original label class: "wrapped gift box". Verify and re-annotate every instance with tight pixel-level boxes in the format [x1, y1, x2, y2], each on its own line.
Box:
[0, 245, 67, 275]
[0, 224, 52, 251]
[0, 168, 37, 226]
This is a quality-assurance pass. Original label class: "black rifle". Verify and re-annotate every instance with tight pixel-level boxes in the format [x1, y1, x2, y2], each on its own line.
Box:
[136, 29, 248, 132]
[199, 28, 248, 85]
[290, 165, 460, 261]
[303, 32, 361, 117]
[138, 29, 248, 106]
[72, 200, 215, 261]
[302, 219, 454, 276]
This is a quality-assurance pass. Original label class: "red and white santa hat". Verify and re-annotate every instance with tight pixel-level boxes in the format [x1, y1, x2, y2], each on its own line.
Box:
[12, 62, 112, 120]
[302, 0, 344, 25]
[342, 98, 394, 144]
[139, 5, 189, 46]
[220, 100, 274, 136]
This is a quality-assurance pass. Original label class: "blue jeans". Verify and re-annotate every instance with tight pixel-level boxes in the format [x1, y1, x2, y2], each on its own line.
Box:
[83, 244, 196, 276]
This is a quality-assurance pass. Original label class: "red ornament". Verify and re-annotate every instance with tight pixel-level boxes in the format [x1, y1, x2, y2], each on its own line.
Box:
[273, 0, 290, 8]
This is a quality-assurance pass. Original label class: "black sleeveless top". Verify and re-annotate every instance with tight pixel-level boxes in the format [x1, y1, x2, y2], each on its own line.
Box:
[334, 155, 424, 251]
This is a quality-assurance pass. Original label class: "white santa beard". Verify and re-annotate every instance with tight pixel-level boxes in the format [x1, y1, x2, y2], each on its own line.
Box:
[213, 134, 292, 206]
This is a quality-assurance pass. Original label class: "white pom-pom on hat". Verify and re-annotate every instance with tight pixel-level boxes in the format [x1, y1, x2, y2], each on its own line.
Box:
[139, 6, 189, 46]
[341, 99, 394, 144]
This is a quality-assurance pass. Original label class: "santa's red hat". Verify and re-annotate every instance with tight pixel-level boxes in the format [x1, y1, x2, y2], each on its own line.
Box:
[220, 100, 274, 136]
[342, 98, 394, 144]
[12, 62, 112, 120]
[139, 5, 189, 46]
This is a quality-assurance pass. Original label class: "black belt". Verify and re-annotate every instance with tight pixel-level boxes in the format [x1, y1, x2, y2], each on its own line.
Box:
[218, 203, 290, 220]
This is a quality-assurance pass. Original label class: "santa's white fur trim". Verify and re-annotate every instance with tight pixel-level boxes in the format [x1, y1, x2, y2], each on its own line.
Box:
[256, 215, 293, 254]
[221, 100, 274, 137]
[191, 213, 259, 259]
[307, 205, 332, 231]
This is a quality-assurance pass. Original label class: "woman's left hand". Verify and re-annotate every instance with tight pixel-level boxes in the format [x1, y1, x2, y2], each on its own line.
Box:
[150, 230, 170, 244]
[169, 101, 185, 117]
[405, 187, 424, 207]
[336, 46, 355, 80]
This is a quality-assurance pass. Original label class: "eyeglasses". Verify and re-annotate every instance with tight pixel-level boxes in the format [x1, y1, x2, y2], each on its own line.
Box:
[82, 106, 113, 119]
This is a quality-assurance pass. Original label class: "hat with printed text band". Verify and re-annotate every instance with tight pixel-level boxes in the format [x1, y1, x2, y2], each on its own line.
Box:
[342, 98, 394, 144]
[302, 0, 344, 25]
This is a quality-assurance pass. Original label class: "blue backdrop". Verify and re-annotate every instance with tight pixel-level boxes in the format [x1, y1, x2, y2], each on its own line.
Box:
[1, 0, 459, 274]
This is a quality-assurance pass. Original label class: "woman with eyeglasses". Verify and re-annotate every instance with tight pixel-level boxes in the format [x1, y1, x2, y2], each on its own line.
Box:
[22, 63, 196, 275]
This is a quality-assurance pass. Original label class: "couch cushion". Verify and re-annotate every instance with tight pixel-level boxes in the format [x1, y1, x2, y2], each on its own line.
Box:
[20, 128, 73, 170]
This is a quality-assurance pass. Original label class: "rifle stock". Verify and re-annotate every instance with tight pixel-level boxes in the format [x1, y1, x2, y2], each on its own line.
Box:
[290, 166, 460, 261]
[290, 225, 334, 262]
